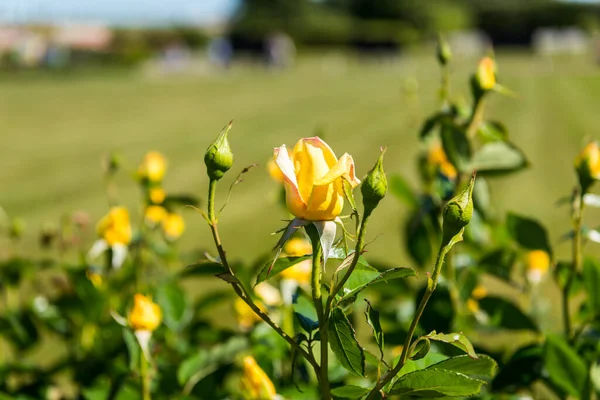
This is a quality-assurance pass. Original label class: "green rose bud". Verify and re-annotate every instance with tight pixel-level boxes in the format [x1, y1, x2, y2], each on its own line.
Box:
[442, 173, 475, 245]
[436, 35, 452, 66]
[361, 148, 387, 214]
[205, 121, 234, 181]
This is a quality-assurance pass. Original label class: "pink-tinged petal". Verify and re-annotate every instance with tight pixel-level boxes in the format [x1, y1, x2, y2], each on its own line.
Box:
[274, 145, 303, 201]
[275, 145, 307, 217]
[315, 153, 361, 188]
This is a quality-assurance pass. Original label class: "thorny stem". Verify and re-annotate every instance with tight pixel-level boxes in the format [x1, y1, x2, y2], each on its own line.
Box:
[326, 210, 372, 314]
[366, 241, 452, 399]
[306, 225, 331, 399]
[205, 179, 320, 375]
[565, 190, 583, 338]
[140, 351, 151, 400]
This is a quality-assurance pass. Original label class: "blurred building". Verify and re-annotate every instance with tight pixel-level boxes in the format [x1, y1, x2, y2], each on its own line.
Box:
[532, 28, 590, 55]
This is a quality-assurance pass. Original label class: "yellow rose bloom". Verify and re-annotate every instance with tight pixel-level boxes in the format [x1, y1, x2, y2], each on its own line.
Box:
[235, 298, 265, 330]
[280, 259, 311, 285]
[139, 151, 167, 183]
[467, 298, 480, 314]
[162, 213, 185, 241]
[471, 285, 488, 300]
[526, 250, 550, 284]
[575, 141, 600, 180]
[273, 137, 361, 221]
[149, 187, 166, 204]
[240, 356, 277, 400]
[145, 205, 167, 226]
[427, 143, 457, 180]
[96, 206, 132, 246]
[283, 237, 312, 257]
[267, 158, 285, 183]
[476, 56, 497, 91]
[128, 294, 162, 332]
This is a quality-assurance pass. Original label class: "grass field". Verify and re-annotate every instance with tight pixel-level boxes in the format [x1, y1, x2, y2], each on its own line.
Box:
[1, 51, 599, 268]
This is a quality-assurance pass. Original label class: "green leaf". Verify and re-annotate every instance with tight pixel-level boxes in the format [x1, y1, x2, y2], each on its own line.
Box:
[364, 300, 384, 357]
[469, 141, 527, 174]
[179, 261, 225, 278]
[331, 385, 371, 399]
[441, 123, 471, 172]
[343, 179, 358, 213]
[156, 281, 190, 332]
[405, 210, 439, 268]
[429, 354, 497, 379]
[583, 258, 600, 314]
[163, 194, 200, 207]
[256, 256, 312, 284]
[506, 212, 552, 255]
[389, 174, 418, 209]
[177, 336, 249, 388]
[479, 296, 539, 331]
[477, 248, 516, 282]
[545, 334, 587, 397]
[491, 344, 543, 392]
[328, 308, 365, 376]
[389, 368, 486, 397]
[477, 120, 508, 142]
[420, 112, 444, 139]
[122, 328, 139, 372]
[424, 331, 477, 359]
[473, 176, 491, 219]
[338, 267, 415, 305]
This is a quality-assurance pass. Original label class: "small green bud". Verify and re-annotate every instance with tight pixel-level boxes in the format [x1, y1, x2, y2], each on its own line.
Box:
[436, 35, 452, 66]
[361, 148, 387, 214]
[9, 217, 25, 240]
[204, 121, 234, 181]
[442, 173, 476, 244]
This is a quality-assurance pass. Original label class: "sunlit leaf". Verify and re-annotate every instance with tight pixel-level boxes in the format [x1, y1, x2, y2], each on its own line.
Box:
[389, 368, 485, 397]
[506, 212, 552, 255]
[424, 331, 477, 359]
[256, 256, 312, 284]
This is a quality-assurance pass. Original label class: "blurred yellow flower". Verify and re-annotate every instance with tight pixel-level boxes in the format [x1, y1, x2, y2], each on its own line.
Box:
[273, 137, 361, 221]
[240, 356, 277, 400]
[476, 57, 497, 91]
[235, 298, 265, 331]
[526, 250, 550, 284]
[96, 206, 132, 246]
[280, 260, 311, 285]
[467, 298, 480, 314]
[467, 285, 487, 314]
[283, 237, 312, 257]
[255, 282, 282, 306]
[149, 187, 166, 204]
[575, 141, 600, 180]
[162, 213, 185, 241]
[428, 143, 457, 180]
[145, 205, 167, 226]
[86, 270, 103, 288]
[139, 151, 167, 183]
[128, 294, 162, 332]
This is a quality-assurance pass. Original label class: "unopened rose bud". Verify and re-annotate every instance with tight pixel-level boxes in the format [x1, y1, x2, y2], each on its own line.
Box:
[361, 149, 387, 215]
[436, 35, 452, 66]
[442, 173, 475, 244]
[575, 141, 600, 194]
[205, 121, 234, 181]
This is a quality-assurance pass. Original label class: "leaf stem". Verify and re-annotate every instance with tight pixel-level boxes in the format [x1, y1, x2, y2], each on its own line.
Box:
[466, 95, 485, 139]
[366, 241, 451, 399]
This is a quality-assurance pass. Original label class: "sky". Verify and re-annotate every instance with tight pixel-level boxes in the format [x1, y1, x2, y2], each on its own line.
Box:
[0, 0, 241, 26]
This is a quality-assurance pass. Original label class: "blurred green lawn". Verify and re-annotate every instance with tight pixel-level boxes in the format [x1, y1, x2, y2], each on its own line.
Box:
[1, 51, 599, 267]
